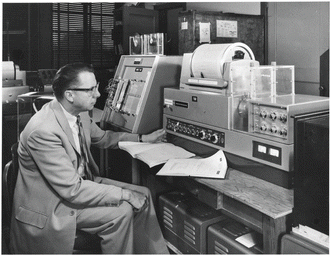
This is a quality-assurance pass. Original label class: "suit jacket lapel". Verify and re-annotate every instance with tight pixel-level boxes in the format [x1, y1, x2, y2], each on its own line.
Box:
[50, 100, 79, 153]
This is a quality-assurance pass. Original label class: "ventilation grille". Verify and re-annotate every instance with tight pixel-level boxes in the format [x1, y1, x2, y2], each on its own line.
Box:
[214, 240, 229, 254]
[184, 220, 196, 245]
[162, 206, 173, 230]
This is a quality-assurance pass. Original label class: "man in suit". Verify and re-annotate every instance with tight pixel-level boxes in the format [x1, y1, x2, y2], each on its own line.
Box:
[10, 63, 169, 254]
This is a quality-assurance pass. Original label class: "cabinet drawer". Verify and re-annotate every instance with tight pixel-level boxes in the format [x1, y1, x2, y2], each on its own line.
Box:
[223, 195, 263, 233]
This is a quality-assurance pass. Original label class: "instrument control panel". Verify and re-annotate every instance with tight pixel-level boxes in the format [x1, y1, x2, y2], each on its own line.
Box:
[249, 94, 329, 144]
[166, 118, 225, 147]
[101, 55, 182, 134]
[251, 104, 288, 140]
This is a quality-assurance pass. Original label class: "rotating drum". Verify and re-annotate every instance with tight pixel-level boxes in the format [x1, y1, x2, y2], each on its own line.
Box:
[190, 43, 255, 80]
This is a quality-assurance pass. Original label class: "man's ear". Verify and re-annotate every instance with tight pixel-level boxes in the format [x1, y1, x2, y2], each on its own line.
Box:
[64, 90, 74, 103]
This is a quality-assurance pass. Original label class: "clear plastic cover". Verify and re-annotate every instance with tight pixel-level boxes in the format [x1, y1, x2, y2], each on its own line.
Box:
[229, 63, 295, 132]
[231, 94, 250, 132]
[275, 66, 294, 96]
[250, 66, 273, 99]
[229, 61, 253, 96]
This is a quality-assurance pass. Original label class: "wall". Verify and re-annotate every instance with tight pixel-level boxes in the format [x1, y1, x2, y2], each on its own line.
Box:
[3, 2, 328, 96]
[147, 2, 261, 15]
[268, 2, 330, 95]
[186, 2, 261, 15]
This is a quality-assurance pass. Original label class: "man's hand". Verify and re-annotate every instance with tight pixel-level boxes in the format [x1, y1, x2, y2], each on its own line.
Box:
[141, 129, 166, 143]
[121, 189, 148, 212]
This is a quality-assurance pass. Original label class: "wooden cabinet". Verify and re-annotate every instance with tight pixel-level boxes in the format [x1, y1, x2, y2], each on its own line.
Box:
[113, 6, 159, 56]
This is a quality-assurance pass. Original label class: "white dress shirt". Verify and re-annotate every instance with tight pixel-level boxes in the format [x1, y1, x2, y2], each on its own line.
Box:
[59, 104, 80, 153]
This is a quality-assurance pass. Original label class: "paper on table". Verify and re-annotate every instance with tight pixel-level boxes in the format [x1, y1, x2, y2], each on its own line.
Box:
[137, 144, 195, 168]
[118, 141, 161, 157]
[118, 141, 196, 168]
[292, 225, 329, 248]
[235, 232, 259, 248]
[156, 150, 228, 179]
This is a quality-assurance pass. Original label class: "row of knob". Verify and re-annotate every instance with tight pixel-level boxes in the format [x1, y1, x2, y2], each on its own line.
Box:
[259, 123, 287, 136]
[259, 110, 287, 123]
[166, 121, 222, 144]
[197, 130, 221, 144]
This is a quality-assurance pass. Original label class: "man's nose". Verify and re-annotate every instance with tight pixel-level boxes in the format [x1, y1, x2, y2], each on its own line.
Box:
[94, 88, 101, 98]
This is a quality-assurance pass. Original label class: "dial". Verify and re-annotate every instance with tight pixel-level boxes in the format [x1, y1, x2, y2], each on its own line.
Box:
[279, 114, 287, 123]
[260, 110, 267, 119]
[198, 130, 207, 140]
[260, 124, 268, 132]
[210, 134, 219, 144]
[173, 122, 180, 132]
[270, 125, 278, 133]
[270, 112, 277, 121]
[279, 128, 287, 136]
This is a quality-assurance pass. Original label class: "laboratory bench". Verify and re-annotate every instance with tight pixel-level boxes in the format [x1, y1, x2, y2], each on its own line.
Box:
[133, 161, 293, 254]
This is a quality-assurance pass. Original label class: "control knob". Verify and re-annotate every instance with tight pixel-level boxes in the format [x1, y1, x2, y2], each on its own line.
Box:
[210, 133, 219, 144]
[260, 110, 267, 119]
[260, 124, 268, 132]
[198, 130, 207, 140]
[166, 122, 172, 130]
[279, 128, 287, 136]
[270, 125, 278, 133]
[279, 114, 287, 123]
[270, 112, 277, 121]
[173, 122, 180, 132]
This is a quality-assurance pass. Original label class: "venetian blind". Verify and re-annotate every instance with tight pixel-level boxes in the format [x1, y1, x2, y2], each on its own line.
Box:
[52, 3, 115, 69]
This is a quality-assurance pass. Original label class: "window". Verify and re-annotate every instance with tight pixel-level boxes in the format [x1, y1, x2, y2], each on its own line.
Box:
[52, 3, 115, 69]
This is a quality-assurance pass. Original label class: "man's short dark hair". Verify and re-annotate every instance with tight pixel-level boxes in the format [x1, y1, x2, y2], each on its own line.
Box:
[52, 63, 94, 100]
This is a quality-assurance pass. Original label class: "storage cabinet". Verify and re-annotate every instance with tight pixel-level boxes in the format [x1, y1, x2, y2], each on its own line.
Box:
[293, 111, 329, 235]
[113, 6, 159, 56]
[281, 233, 328, 254]
[178, 10, 265, 64]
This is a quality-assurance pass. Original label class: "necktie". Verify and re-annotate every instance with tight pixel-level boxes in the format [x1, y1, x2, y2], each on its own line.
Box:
[76, 115, 94, 180]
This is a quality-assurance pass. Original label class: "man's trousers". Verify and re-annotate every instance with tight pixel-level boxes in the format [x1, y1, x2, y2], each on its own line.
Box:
[76, 178, 169, 254]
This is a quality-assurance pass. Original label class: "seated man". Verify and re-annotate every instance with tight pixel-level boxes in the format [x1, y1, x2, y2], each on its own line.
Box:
[10, 63, 169, 254]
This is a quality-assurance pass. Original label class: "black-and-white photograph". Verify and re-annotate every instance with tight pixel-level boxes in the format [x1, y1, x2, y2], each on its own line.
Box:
[2, 2, 329, 254]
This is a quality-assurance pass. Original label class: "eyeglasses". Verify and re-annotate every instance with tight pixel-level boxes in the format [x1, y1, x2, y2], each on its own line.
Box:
[67, 83, 99, 96]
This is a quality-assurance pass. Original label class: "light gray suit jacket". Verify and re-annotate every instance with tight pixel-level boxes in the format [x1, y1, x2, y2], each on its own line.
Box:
[10, 99, 138, 254]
